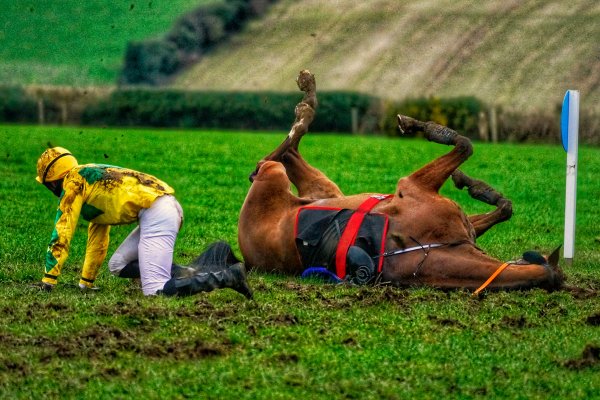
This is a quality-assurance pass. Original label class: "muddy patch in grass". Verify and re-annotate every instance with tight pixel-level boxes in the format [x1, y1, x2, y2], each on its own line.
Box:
[501, 315, 528, 328]
[265, 313, 299, 326]
[283, 282, 410, 310]
[563, 344, 600, 369]
[428, 315, 466, 328]
[94, 298, 236, 323]
[586, 313, 600, 326]
[564, 285, 599, 300]
[349, 286, 409, 306]
[0, 324, 231, 363]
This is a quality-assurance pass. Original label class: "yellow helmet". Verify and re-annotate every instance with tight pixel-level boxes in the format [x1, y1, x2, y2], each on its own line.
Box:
[36, 147, 78, 184]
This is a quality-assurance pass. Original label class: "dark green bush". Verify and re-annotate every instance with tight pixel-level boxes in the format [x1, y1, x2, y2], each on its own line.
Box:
[167, 17, 205, 55]
[381, 96, 484, 138]
[313, 91, 377, 132]
[120, 40, 180, 85]
[121, 0, 277, 85]
[0, 86, 37, 123]
[497, 109, 559, 143]
[81, 89, 377, 132]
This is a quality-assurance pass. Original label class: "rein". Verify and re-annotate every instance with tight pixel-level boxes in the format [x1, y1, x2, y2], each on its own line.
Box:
[376, 243, 445, 258]
[375, 237, 468, 278]
[377, 238, 514, 294]
[472, 262, 512, 296]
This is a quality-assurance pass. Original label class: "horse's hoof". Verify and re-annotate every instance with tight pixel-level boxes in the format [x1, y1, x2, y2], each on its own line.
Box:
[296, 70, 315, 92]
[397, 114, 423, 134]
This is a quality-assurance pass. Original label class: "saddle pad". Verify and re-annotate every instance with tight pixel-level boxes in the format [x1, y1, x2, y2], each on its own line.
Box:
[294, 205, 389, 279]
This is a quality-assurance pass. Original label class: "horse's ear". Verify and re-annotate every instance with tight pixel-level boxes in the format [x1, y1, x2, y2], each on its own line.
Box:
[547, 245, 561, 267]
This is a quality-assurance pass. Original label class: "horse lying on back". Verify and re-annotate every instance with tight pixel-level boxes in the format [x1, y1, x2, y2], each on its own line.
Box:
[238, 70, 564, 293]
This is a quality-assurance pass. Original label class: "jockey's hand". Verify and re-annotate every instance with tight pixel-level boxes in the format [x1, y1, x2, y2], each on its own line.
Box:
[78, 283, 100, 292]
[30, 281, 55, 291]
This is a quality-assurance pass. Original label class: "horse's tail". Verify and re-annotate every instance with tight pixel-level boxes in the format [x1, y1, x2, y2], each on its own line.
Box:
[188, 241, 242, 272]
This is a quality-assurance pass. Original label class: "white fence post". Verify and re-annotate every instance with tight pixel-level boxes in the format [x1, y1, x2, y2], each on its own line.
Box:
[562, 90, 579, 264]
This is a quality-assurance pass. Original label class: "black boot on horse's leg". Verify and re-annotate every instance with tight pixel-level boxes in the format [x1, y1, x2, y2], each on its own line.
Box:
[398, 115, 473, 193]
[451, 169, 509, 208]
[398, 115, 469, 149]
[451, 169, 513, 238]
[160, 263, 253, 299]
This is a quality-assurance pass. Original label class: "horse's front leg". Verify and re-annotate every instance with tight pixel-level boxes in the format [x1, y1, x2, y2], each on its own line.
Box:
[451, 170, 513, 238]
[397, 115, 473, 193]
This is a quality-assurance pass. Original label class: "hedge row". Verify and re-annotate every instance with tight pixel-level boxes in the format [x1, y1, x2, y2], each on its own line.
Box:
[380, 96, 484, 138]
[0, 86, 37, 123]
[81, 89, 483, 136]
[82, 89, 377, 132]
[120, 0, 276, 85]
[4, 84, 596, 144]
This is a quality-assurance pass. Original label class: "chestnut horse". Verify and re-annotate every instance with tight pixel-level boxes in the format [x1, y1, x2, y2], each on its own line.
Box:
[238, 70, 564, 292]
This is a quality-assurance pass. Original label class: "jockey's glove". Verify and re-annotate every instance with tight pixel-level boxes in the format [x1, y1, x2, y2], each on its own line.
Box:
[30, 281, 55, 291]
[79, 283, 100, 292]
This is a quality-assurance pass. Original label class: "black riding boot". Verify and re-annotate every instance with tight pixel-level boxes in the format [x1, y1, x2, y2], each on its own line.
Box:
[118, 260, 141, 278]
[160, 262, 253, 299]
[118, 261, 191, 279]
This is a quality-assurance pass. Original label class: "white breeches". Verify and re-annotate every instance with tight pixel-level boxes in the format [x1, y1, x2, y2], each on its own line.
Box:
[108, 195, 183, 295]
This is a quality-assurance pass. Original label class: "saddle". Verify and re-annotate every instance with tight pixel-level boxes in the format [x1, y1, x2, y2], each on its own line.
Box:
[294, 195, 391, 284]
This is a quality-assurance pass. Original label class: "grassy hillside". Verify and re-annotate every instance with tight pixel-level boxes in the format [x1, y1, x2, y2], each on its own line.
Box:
[0, 0, 204, 85]
[175, 0, 600, 113]
[2, 0, 598, 113]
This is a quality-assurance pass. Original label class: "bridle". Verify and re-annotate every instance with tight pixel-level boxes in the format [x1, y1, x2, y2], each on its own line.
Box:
[375, 237, 514, 295]
[375, 237, 474, 276]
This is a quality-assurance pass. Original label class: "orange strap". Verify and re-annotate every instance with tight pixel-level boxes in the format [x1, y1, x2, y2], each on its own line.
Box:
[473, 262, 511, 296]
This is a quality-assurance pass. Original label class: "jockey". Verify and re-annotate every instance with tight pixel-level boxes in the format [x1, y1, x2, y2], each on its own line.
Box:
[35, 147, 252, 298]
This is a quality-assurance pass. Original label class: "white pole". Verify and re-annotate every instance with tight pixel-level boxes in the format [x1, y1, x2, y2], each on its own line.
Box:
[563, 90, 579, 263]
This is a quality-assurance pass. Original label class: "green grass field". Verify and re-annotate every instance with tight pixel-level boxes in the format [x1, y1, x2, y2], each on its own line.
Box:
[1, 125, 599, 398]
[0, 0, 203, 85]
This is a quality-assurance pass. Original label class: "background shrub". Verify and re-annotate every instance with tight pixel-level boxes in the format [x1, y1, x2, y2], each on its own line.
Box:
[120, 0, 277, 85]
[0, 86, 37, 123]
[120, 40, 181, 85]
[379, 96, 484, 138]
[5, 83, 597, 144]
[496, 109, 559, 143]
[81, 89, 377, 132]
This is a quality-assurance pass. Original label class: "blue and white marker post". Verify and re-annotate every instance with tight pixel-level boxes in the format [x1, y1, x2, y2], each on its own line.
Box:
[561, 90, 580, 264]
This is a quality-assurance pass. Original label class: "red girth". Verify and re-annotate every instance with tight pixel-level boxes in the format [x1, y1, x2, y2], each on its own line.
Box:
[334, 194, 392, 279]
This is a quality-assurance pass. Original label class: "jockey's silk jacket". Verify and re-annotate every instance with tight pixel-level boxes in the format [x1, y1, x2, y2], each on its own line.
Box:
[42, 164, 174, 288]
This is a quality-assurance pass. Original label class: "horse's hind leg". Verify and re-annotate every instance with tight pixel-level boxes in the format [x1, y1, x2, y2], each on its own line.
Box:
[249, 70, 315, 182]
[251, 70, 342, 199]
[282, 148, 343, 199]
[451, 169, 513, 238]
[260, 70, 317, 163]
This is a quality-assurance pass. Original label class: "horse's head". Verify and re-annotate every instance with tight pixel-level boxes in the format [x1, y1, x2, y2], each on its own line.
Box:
[379, 171, 564, 291]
